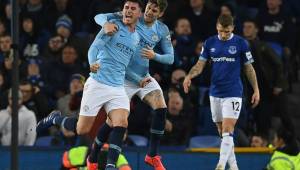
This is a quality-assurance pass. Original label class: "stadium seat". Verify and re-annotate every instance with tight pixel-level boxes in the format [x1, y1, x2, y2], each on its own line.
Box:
[34, 136, 54, 146]
[189, 135, 221, 148]
[127, 134, 148, 147]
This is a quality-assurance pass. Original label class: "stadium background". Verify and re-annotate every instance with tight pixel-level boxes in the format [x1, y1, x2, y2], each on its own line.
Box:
[0, 0, 300, 169]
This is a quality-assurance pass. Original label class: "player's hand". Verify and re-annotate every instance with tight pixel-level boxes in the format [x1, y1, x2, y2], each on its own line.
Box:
[251, 90, 260, 108]
[139, 77, 152, 88]
[165, 119, 173, 132]
[183, 76, 192, 93]
[273, 87, 282, 96]
[90, 63, 100, 73]
[141, 46, 155, 60]
[103, 22, 118, 35]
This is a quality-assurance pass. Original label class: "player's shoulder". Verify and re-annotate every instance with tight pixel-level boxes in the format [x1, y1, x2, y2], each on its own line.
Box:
[155, 20, 170, 35]
[233, 34, 249, 46]
[204, 35, 219, 45]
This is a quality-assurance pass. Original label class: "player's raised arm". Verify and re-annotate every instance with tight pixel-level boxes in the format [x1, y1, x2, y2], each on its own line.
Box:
[88, 29, 111, 65]
[94, 12, 122, 35]
[183, 60, 206, 93]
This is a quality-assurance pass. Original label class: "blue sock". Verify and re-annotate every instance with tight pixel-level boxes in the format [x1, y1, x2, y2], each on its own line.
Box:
[148, 108, 166, 157]
[53, 115, 65, 125]
[60, 117, 78, 134]
[89, 123, 112, 163]
[106, 127, 126, 168]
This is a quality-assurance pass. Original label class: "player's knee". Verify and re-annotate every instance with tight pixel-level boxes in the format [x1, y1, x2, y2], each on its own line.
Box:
[111, 117, 128, 128]
[222, 125, 234, 134]
[76, 125, 91, 135]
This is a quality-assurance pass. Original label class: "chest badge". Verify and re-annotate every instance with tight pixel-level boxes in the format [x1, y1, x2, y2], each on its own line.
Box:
[151, 34, 159, 42]
[228, 46, 237, 54]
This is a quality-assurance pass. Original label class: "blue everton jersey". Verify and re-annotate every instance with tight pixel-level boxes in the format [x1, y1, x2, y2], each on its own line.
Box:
[88, 19, 140, 87]
[199, 34, 254, 97]
[94, 13, 174, 84]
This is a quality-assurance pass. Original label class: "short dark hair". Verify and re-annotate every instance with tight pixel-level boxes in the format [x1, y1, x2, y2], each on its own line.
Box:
[243, 18, 258, 28]
[148, 0, 168, 12]
[124, 0, 144, 9]
[217, 14, 234, 27]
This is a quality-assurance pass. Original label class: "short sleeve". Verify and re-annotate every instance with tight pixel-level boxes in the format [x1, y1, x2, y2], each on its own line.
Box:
[241, 39, 254, 65]
[199, 40, 209, 61]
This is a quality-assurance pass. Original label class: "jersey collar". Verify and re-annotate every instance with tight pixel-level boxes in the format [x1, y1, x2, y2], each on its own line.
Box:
[218, 33, 234, 41]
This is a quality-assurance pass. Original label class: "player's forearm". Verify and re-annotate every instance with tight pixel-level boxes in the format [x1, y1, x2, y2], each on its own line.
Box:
[244, 64, 259, 92]
[153, 53, 174, 65]
[94, 12, 121, 26]
[187, 60, 206, 79]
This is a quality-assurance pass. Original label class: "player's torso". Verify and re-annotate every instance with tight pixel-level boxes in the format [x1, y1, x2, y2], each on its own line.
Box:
[207, 36, 244, 97]
[96, 20, 140, 86]
[127, 19, 162, 76]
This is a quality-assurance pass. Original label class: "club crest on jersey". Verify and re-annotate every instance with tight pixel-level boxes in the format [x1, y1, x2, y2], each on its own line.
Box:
[152, 34, 159, 42]
[228, 46, 237, 54]
[210, 48, 216, 52]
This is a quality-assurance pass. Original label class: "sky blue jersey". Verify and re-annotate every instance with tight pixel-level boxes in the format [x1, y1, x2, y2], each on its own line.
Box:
[88, 19, 140, 87]
[199, 34, 254, 98]
[94, 13, 174, 84]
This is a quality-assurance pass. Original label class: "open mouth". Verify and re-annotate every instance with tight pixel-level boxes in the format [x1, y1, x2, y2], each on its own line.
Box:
[125, 14, 133, 19]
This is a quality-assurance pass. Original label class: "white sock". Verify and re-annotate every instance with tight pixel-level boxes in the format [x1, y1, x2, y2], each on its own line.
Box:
[218, 133, 234, 167]
[228, 146, 238, 169]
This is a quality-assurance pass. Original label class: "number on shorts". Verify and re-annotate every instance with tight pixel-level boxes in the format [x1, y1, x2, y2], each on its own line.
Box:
[231, 101, 240, 111]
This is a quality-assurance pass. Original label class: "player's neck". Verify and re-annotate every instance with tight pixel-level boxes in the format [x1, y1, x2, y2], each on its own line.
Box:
[218, 33, 234, 41]
[143, 18, 156, 27]
[126, 24, 136, 32]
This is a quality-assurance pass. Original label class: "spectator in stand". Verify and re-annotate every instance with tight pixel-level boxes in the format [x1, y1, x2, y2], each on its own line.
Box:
[42, 34, 65, 63]
[20, 15, 50, 59]
[161, 89, 193, 145]
[57, 73, 85, 117]
[173, 18, 196, 71]
[19, 79, 51, 122]
[45, 44, 84, 99]
[0, 89, 37, 146]
[250, 135, 269, 147]
[181, 0, 216, 41]
[0, 71, 8, 109]
[0, 18, 7, 36]
[0, 34, 26, 84]
[219, 3, 242, 34]
[243, 19, 292, 137]
[55, 15, 89, 62]
[256, 0, 295, 63]
[20, 0, 49, 32]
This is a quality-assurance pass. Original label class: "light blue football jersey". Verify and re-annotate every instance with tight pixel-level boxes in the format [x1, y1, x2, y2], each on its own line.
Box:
[95, 13, 174, 84]
[199, 34, 254, 98]
[88, 19, 140, 87]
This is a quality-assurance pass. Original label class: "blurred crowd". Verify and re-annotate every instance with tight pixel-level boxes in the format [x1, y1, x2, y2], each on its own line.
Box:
[0, 0, 300, 148]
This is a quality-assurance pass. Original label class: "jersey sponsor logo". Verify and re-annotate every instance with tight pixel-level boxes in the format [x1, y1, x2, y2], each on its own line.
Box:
[210, 48, 216, 52]
[246, 51, 253, 60]
[151, 34, 159, 42]
[228, 46, 237, 54]
[116, 43, 134, 56]
[211, 57, 235, 62]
